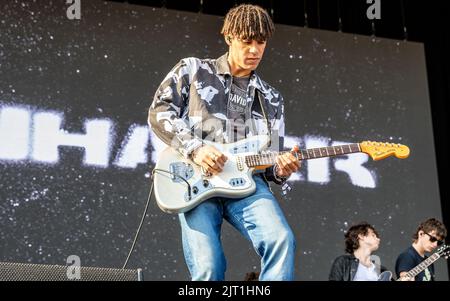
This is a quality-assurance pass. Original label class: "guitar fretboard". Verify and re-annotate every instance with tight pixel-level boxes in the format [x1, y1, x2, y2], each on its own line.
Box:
[405, 253, 440, 279]
[244, 143, 361, 167]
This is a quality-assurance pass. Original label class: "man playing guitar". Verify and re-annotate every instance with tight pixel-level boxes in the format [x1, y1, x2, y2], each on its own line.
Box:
[395, 218, 447, 281]
[148, 4, 300, 280]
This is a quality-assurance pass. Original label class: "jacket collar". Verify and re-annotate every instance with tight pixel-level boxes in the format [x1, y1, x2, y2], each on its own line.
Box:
[345, 254, 359, 261]
[216, 53, 232, 75]
[216, 53, 265, 94]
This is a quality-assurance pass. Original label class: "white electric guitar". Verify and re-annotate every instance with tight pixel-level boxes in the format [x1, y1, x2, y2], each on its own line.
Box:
[153, 135, 410, 214]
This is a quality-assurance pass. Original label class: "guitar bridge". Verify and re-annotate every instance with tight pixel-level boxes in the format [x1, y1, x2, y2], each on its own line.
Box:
[168, 162, 194, 183]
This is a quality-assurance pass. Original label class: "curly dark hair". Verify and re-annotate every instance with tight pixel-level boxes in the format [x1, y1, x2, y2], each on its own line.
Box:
[412, 218, 447, 241]
[344, 222, 379, 254]
[221, 4, 275, 42]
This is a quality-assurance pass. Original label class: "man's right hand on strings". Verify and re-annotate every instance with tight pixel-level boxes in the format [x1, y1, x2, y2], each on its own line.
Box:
[191, 145, 228, 175]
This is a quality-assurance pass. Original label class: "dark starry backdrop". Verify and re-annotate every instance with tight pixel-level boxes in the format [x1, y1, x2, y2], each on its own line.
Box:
[0, 0, 445, 280]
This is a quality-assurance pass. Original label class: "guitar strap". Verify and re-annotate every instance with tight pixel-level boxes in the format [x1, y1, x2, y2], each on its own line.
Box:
[256, 91, 291, 196]
[255, 90, 272, 148]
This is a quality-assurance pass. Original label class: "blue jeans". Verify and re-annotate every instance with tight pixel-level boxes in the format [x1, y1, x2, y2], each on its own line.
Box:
[178, 175, 296, 281]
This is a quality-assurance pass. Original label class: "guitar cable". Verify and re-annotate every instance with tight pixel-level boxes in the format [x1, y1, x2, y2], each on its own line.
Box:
[122, 168, 192, 269]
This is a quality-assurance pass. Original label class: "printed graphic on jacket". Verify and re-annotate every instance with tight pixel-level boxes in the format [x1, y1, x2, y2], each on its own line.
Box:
[148, 53, 287, 185]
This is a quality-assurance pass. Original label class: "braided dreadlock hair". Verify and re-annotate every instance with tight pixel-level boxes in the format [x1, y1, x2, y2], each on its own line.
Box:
[221, 4, 275, 42]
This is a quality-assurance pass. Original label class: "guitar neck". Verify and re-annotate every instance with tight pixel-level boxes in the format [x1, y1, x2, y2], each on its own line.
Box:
[405, 253, 440, 279]
[245, 143, 361, 167]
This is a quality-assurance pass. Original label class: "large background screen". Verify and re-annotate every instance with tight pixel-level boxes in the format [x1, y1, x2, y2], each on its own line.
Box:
[0, 0, 445, 280]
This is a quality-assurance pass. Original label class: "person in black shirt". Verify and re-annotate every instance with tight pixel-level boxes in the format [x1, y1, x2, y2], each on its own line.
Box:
[395, 218, 447, 281]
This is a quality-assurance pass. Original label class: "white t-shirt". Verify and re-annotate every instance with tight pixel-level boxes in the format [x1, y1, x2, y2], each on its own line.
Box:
[353, 262, 379, 281]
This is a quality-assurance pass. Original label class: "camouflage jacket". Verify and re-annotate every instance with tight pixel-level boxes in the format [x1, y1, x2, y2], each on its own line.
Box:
[148, 53, 286, 184]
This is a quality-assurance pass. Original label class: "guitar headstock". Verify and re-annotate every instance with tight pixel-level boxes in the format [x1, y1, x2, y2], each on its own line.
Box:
[360, 141, 410, 161]
[437, 244, 450, 259]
